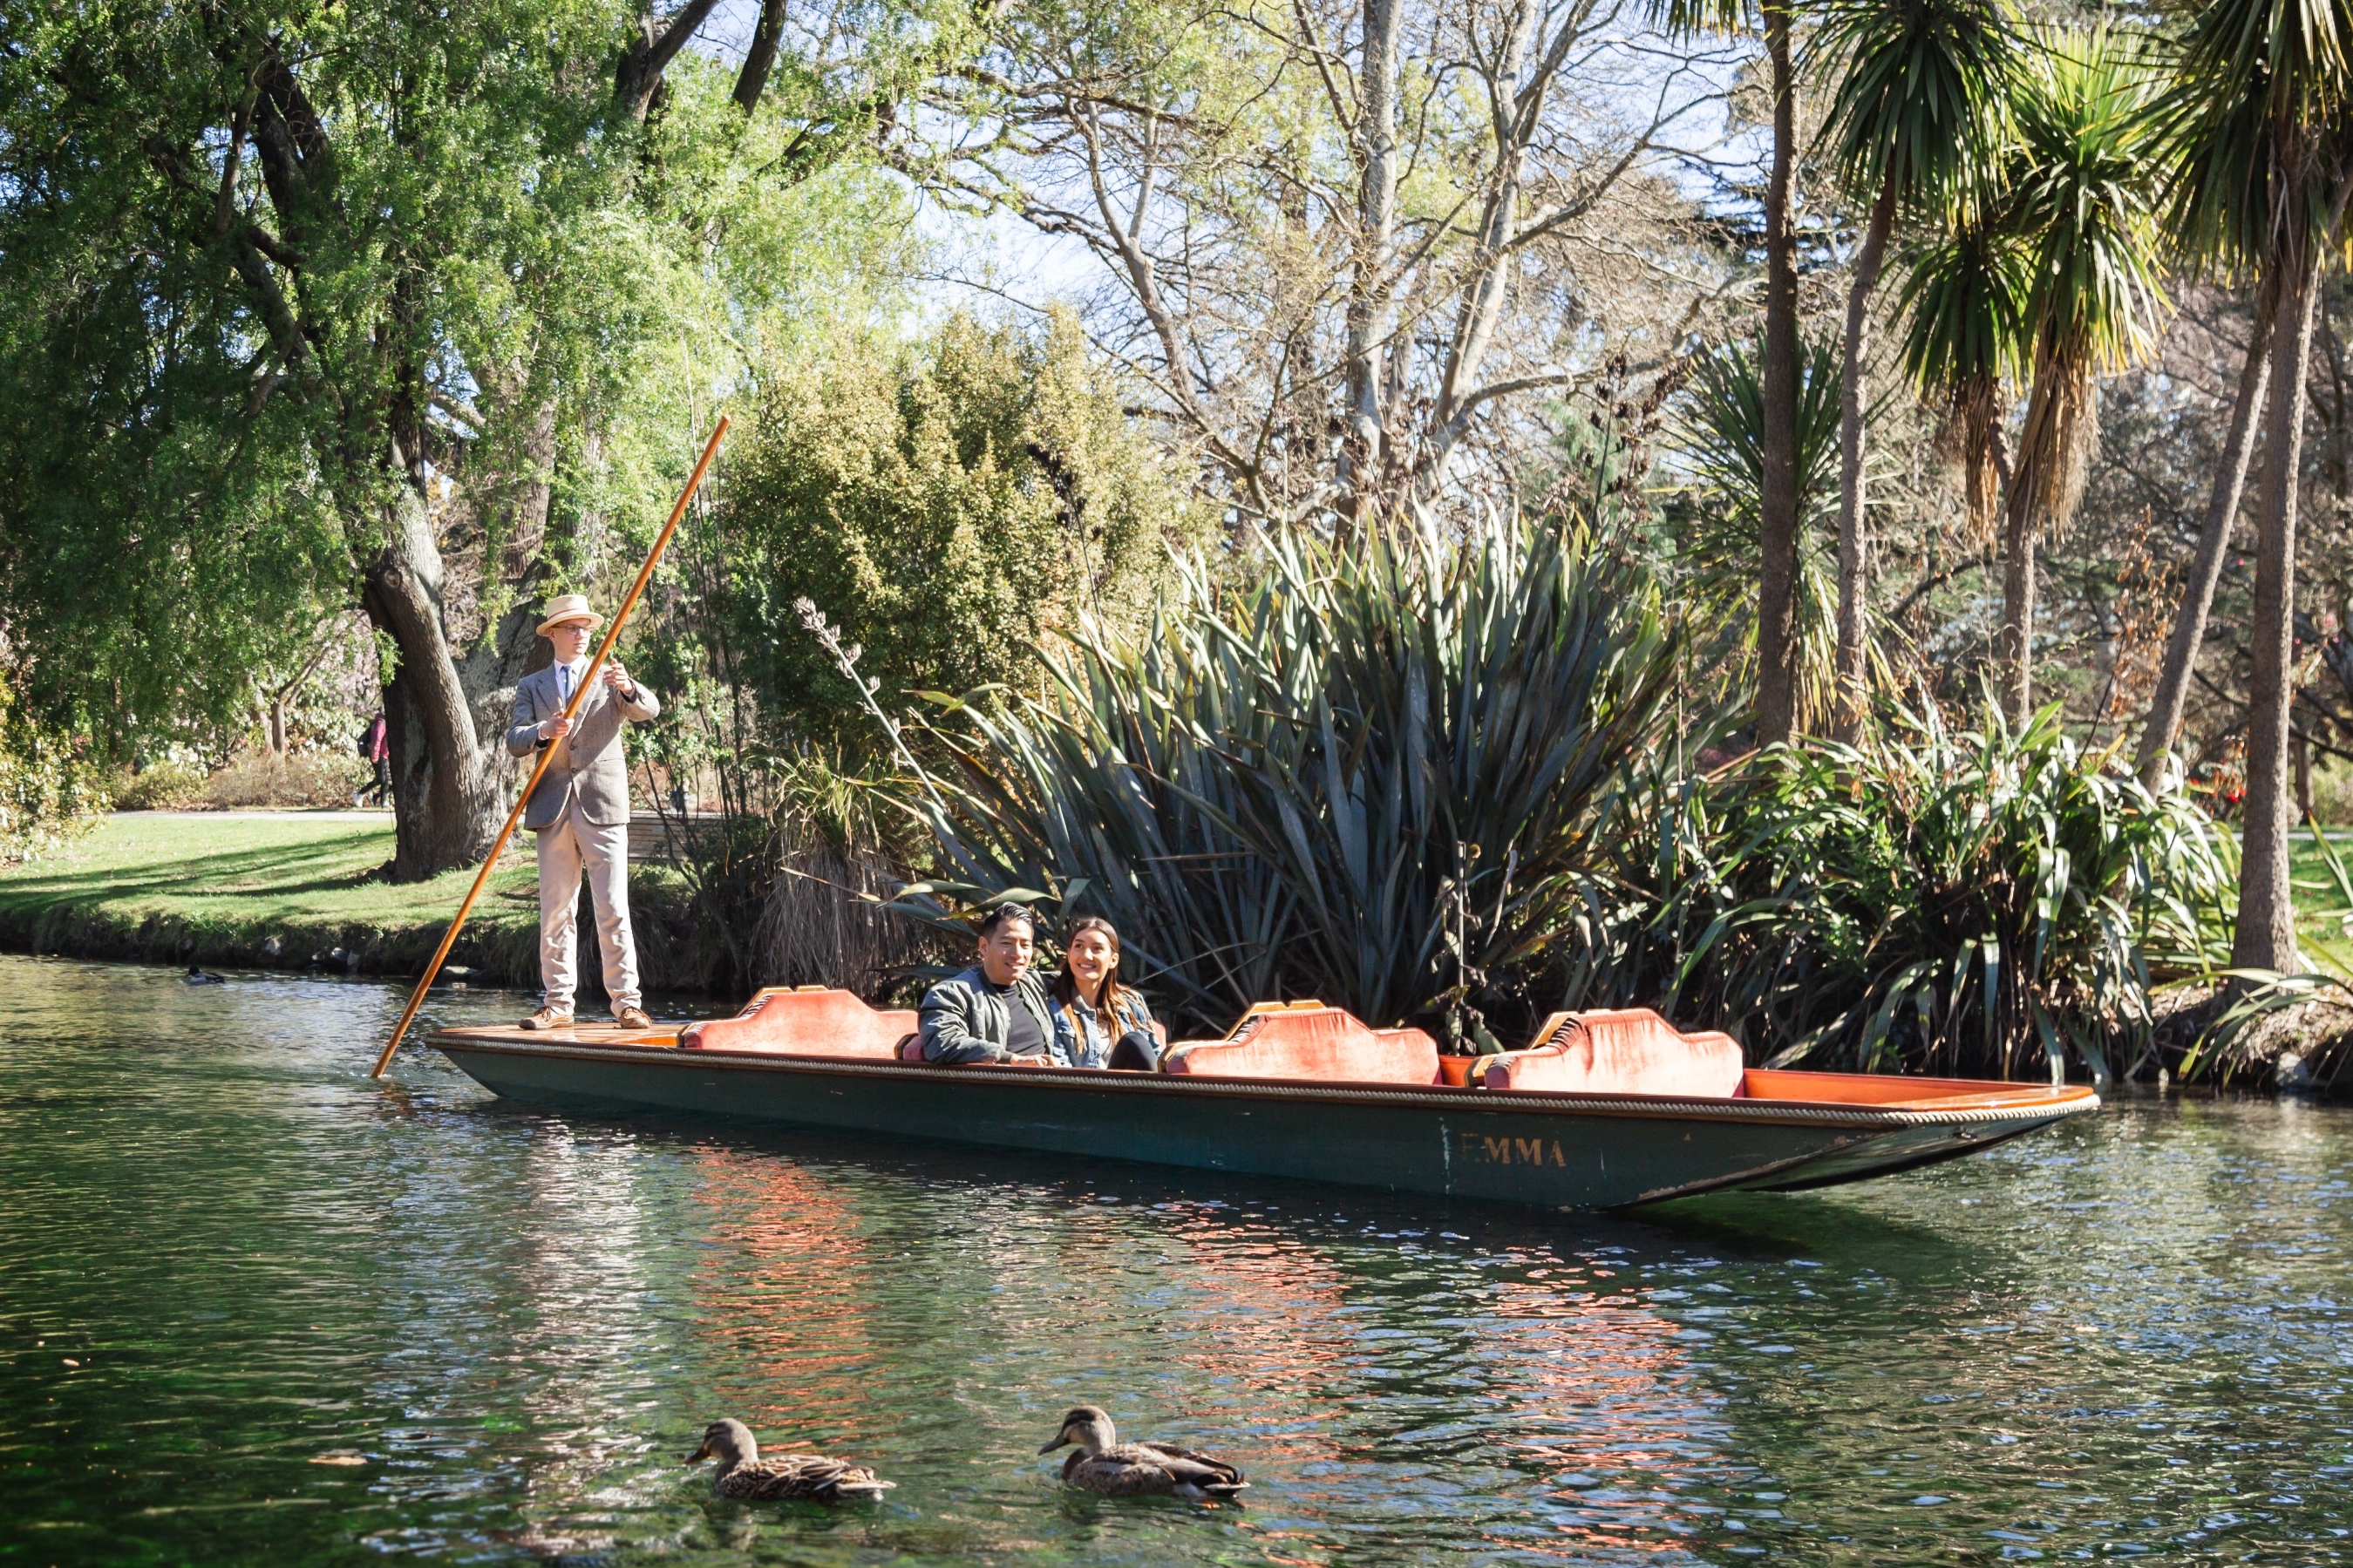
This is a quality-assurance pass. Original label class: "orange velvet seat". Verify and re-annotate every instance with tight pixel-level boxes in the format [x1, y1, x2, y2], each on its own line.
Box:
[1479, 1008, 1744, 1098]
[678, 987, 917, 1058]
[1163, 1001, 1443, 1085]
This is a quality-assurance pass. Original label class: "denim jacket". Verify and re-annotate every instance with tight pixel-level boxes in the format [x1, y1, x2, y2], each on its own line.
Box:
[1047, 987, 1156, 1069]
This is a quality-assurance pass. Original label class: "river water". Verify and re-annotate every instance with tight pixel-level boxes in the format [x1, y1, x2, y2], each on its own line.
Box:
[3, 955, 2350, 1565]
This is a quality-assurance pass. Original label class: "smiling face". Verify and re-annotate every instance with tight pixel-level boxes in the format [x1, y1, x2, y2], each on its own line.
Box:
[1066, 927, 1118, 1003]
[977, 917, 1034, 988]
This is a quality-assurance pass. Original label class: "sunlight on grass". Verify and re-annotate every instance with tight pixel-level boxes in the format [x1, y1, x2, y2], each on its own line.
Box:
[0, 812, 539, 933]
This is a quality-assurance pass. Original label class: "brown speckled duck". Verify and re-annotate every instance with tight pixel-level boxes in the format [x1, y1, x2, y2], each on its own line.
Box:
[1038, 1405, 1248, 1500]
[683, 1419, 894, 1502]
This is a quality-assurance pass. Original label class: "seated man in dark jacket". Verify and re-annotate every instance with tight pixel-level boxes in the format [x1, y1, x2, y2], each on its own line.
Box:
[918, 903, 1056, 1064]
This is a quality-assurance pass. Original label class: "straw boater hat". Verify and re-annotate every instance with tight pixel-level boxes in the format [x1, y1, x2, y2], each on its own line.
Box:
[535, 594, 602, 638]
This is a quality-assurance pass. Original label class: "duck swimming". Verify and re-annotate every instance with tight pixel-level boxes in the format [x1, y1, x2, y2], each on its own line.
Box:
[683, 1419, 893, 1502]
[1038, 1405, 1248, 1500]
[183, 966, 225, 986]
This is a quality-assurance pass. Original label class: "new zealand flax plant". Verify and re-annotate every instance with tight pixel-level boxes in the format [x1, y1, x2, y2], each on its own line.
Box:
[900, 515, 1678, 1037]
[1573, 699, 2234, 1082]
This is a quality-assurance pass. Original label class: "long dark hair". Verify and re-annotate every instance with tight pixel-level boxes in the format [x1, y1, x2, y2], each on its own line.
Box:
[1048, 916, 1133, 1017]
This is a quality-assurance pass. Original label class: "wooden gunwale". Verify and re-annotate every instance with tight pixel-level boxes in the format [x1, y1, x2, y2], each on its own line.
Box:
[423, 1029, 2098, 1131]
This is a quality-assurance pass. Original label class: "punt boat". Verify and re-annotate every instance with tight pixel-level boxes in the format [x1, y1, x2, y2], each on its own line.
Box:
[426, 988, 2098, 1211]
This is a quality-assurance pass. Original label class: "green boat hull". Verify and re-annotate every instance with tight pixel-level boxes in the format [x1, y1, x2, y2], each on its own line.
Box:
[426, 1035, 2097, 1211]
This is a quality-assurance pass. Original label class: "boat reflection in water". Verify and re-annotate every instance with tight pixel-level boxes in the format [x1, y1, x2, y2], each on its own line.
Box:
[647, 1124, 1752, 1562]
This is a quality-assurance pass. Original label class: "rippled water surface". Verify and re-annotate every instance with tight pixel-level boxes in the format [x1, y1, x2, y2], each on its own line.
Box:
[3, 955, 2352, 1565]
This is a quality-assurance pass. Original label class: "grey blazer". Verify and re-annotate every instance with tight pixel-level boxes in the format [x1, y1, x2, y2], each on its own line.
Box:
[506, 662, 660, 831]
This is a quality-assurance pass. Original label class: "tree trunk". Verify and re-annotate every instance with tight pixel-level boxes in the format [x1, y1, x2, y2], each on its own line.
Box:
[2294, 723, 2315, 825]
[1753, 3, 1803, 746]
[732, 0, 787, 112]
[1339, 0, 1403, 531]
[1999, 354, 2066, 726]
[615, 0, 725, 123]
[2135, 305, 2271, 789]
[2235, 252, 2323, 975]
[1831, 177, 1898, 741]
[361, 477, 502, 881]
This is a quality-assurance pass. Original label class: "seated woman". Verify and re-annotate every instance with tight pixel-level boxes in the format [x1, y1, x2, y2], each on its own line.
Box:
[1045, 917, 1159, 1069]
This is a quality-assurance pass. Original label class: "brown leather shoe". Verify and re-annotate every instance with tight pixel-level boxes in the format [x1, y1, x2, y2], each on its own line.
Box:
[613, 1005, 656, 1030]
[519, 1006, 575, 1031]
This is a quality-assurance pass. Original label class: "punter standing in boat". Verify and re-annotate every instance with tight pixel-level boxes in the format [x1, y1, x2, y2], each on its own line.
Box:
[919, 904, 1055, 1064]
[507, 593, 661, 1031]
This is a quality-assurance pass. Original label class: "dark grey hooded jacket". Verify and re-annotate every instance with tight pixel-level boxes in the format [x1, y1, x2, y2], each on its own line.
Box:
[918, 967, 1054, 1064]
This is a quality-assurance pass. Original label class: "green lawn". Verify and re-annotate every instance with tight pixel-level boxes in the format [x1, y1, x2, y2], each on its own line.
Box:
[0, 811, 546, 981]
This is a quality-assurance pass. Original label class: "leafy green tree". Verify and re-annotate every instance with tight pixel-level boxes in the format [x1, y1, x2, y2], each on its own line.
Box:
[1897, 181, 2030, 567]
[1992, 31, 2167, 725]
[0, 1, 922, 877]
[2164, 0, 2353, 973]
[1814, 0, 2014, 736]
[718, 311, 1204, 753]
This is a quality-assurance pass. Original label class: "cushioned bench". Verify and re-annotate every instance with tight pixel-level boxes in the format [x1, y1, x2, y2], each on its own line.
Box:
[1479, 1008, 1744, 1097]
[679, 986, 916, 1058]
[1163, 1001, 1442, 1086]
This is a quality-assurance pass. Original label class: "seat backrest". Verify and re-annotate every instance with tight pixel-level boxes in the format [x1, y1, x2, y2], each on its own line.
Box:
[678, 987, 917, 1058]
[1480, 1008, 1744, 1097]
[1165, 1002, 1442, 1085]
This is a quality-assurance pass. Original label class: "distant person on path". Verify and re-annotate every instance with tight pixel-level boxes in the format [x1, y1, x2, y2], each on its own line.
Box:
[918, 904, 1055, 1064]
[1044, 917, 1161, 1069]
[506, 594, 660, 1031]
[357, 712, 390, 806]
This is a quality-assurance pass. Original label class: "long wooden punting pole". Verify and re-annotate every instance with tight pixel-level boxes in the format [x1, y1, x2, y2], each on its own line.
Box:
[370, 416, 730, 1079]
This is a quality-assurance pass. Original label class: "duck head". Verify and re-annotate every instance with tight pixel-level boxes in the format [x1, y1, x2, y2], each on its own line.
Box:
[1039, 1405, 1118, 1456]
[685, 1418, 758, 1470]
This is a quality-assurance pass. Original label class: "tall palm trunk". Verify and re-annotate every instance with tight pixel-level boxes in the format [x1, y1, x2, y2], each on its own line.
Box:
[1832, 178, 1900, 739]
[2134, 306, 2271, 789]
[2234, 252, 2324, 974]
[1756, 1, 1804, 745]
[1999, 358, 2064, 724]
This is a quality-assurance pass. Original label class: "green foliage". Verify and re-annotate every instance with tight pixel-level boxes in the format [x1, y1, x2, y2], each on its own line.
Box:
[0, 676, 107, 863]
[1665, 336, 1847, 728]
[1572, 702, 2234, 1080]
[905, 512, 1678, 1035]
[719, 310, 1202, 754]
[2005, 32, 2170, 377]
[2161, 0, 2353, 274]
[1814, 0, 2016, 212]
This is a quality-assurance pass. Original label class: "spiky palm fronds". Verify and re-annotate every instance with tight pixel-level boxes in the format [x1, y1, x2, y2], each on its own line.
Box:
[907, 515, 1677, 1033]
[1670, 336, 1850, 730]
[1815, 0, 2017, 214]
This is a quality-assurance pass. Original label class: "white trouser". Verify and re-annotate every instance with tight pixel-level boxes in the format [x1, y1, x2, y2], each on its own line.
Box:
[536, 799, 640, 1014]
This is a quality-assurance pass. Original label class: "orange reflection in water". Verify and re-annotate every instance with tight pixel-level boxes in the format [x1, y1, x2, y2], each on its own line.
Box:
[685, 1148, 880, 1445]
[1479, 1260, 1726, 1560]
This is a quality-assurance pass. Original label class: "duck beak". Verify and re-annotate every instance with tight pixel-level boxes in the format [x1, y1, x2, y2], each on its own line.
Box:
[683, 1440, 711, 1466]
[1038, 1429, 1071, 1455]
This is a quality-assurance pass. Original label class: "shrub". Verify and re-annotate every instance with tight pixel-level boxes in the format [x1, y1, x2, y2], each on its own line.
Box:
[716, 310, 1205, 759]
[0, 674, 107, 860]
[906, 513, 1678, 1036]
[202, 750, 370, 809]
[111, 758, 208, 811]
[1570, 702, 2234, 1081]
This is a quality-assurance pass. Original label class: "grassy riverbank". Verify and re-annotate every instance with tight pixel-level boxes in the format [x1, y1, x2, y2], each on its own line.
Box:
[0, 812, 709, 993]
